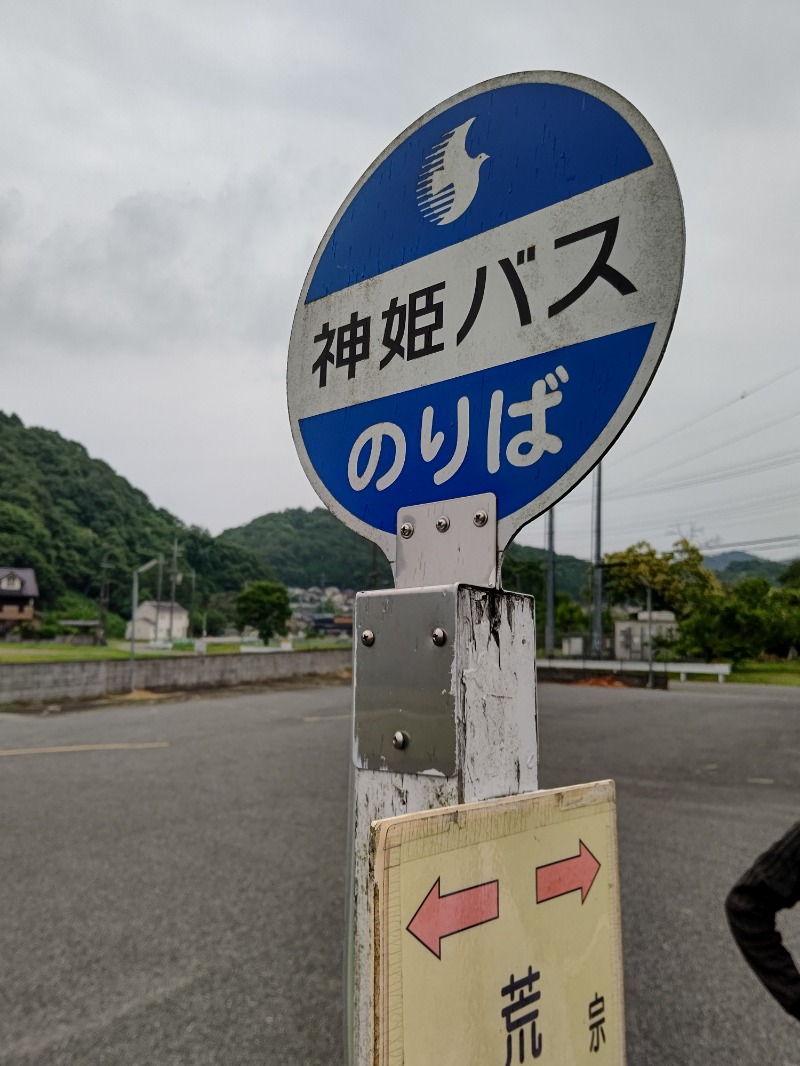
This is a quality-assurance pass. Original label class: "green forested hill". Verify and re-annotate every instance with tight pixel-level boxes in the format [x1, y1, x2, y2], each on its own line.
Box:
[0, 411, 592, 623]
[220, 506, 591, 600]
[505, 541, 591, 602]
[219, 508, 395, 590]
[704, 551, 786, 586]
[0, 412, 270, 615]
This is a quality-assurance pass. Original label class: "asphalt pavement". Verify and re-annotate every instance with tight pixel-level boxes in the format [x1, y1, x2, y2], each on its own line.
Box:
[0, 680, 798, 1065]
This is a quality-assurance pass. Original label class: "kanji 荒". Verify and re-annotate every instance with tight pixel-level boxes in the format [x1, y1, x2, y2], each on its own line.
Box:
[501, 965, 543, 1064]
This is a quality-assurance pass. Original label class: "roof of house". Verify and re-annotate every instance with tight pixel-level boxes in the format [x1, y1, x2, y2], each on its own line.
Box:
[0, 568, 39, 596]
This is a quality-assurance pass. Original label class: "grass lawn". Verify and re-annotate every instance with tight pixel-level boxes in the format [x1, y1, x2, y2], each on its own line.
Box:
[0, 642, 197, 663]
[730, 660, 800, 686]
[0, 639, 353, 663]
[293, 639, 352, 651]
[0, 643, 132, 663]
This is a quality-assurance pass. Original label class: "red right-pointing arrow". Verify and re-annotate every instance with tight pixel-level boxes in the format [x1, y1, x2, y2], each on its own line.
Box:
[407, 877, 499, 959]
[536, 840, 601, 905]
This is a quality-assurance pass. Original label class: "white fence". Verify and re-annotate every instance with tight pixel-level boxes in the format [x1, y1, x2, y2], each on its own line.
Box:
[537, 658, 731, 683]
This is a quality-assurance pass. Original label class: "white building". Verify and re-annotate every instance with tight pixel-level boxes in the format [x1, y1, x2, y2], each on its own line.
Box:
[126, 601, 189, 641]
[614, 611, 678, 660]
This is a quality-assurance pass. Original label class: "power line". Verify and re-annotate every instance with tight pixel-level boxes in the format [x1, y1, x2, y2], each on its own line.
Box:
[620, 408, 800, 489]
[604, 494, 798, 535]
[605, 448, 800, 501]
[553, 488, 798, 544]
[609, 364, 800, 468]
[556, 461, 800, 512]
[705, 535, 800, 550]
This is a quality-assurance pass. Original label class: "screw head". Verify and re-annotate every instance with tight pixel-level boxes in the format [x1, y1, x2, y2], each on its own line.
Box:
[435, 515, 450, 533]
[473, 510, 489, 527]
[400, 522, 415, 539]
[431, 627, 447, 647]
[361, 629, 375, 647]
[392, 730, 409, 750]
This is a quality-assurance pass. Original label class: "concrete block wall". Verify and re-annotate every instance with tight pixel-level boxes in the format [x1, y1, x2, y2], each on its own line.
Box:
[0, 649, 352, 706]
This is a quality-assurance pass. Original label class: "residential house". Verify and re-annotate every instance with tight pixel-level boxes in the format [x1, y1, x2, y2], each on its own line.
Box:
[0, 567, 39, 634]
[126, 600, 189, 642]
[614, 610, 678, 660]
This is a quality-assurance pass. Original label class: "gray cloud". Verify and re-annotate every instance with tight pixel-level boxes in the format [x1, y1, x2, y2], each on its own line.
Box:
[0, 0, 798, 559]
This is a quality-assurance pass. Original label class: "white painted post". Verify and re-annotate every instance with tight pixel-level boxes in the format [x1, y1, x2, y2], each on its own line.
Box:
[348, 585, 537, 1066]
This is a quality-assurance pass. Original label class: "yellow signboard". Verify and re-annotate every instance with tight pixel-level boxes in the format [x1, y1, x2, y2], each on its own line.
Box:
[372, 780, 624, 1065]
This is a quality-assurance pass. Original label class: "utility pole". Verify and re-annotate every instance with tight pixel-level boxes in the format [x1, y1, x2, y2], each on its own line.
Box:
[98, 556, 111, 646]
[592, 462, 604, 658]
[168, 539, 181, 643]
[129, 557, 159, 690]
[154, 554, 164, 643]
[644, 580, 654, 689]
[545, 507, 555, 657]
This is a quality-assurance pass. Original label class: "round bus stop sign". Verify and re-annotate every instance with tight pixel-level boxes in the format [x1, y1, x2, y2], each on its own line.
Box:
[287, 72, 684, 563]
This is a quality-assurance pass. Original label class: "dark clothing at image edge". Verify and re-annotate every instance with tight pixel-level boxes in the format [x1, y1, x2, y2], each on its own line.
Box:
[726, 821, 800, 1020]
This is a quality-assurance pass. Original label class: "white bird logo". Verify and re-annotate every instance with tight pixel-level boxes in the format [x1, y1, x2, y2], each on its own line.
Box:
[416, 117, 488, 225]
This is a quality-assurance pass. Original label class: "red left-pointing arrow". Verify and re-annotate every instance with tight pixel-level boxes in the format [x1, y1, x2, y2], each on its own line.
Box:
[407, 878, 499, 959]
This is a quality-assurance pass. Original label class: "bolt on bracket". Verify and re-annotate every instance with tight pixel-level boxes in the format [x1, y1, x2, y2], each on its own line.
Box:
[395, 493, 497, 590]
[353, 584, 458, 775]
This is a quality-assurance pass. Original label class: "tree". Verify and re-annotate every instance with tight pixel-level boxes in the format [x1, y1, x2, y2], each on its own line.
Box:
[235, 581, 291, 642]
[501, 553, 544, 598]
[603, 538, 719, 617]
[0, 413, 271, 615]
[203, 609, 229, 637]
[555, 593, 587, 633]
[674, 578, 800, 662]
[778, 558, 800, 589]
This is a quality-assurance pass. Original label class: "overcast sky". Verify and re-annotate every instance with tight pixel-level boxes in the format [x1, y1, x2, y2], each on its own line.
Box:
[2, 0, 798, 564]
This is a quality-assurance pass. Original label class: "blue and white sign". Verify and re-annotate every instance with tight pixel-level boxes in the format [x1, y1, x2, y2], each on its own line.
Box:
[287, 72, 684, 561]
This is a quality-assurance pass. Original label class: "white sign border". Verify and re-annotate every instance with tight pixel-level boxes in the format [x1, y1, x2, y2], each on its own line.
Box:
[287, 70, 685, 568]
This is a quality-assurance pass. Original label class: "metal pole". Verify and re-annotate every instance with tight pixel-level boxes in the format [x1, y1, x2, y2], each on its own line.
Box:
[99, 557, 110, 647]
[592, 462, 603, 657]
[154, 554, 163, 643]
[545, 507, 555, 657]
[130, 558, 159, 691]
[350, 583, 538, 1065]
[129, 569, 138, 692]
[168, 539, 178, 643]
[646, 582, 654, 689]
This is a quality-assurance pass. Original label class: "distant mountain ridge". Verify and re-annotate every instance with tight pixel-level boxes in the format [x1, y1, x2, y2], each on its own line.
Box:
[704, 551, 759, 571]
[703, 551, 786, 585]
[4, 409, 789, 623]
[0, 412, 270, 616]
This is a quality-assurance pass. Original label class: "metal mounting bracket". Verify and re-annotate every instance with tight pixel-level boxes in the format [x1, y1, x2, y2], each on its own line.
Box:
[395, 492, 497, 589]
[353, 585, 457, 775]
